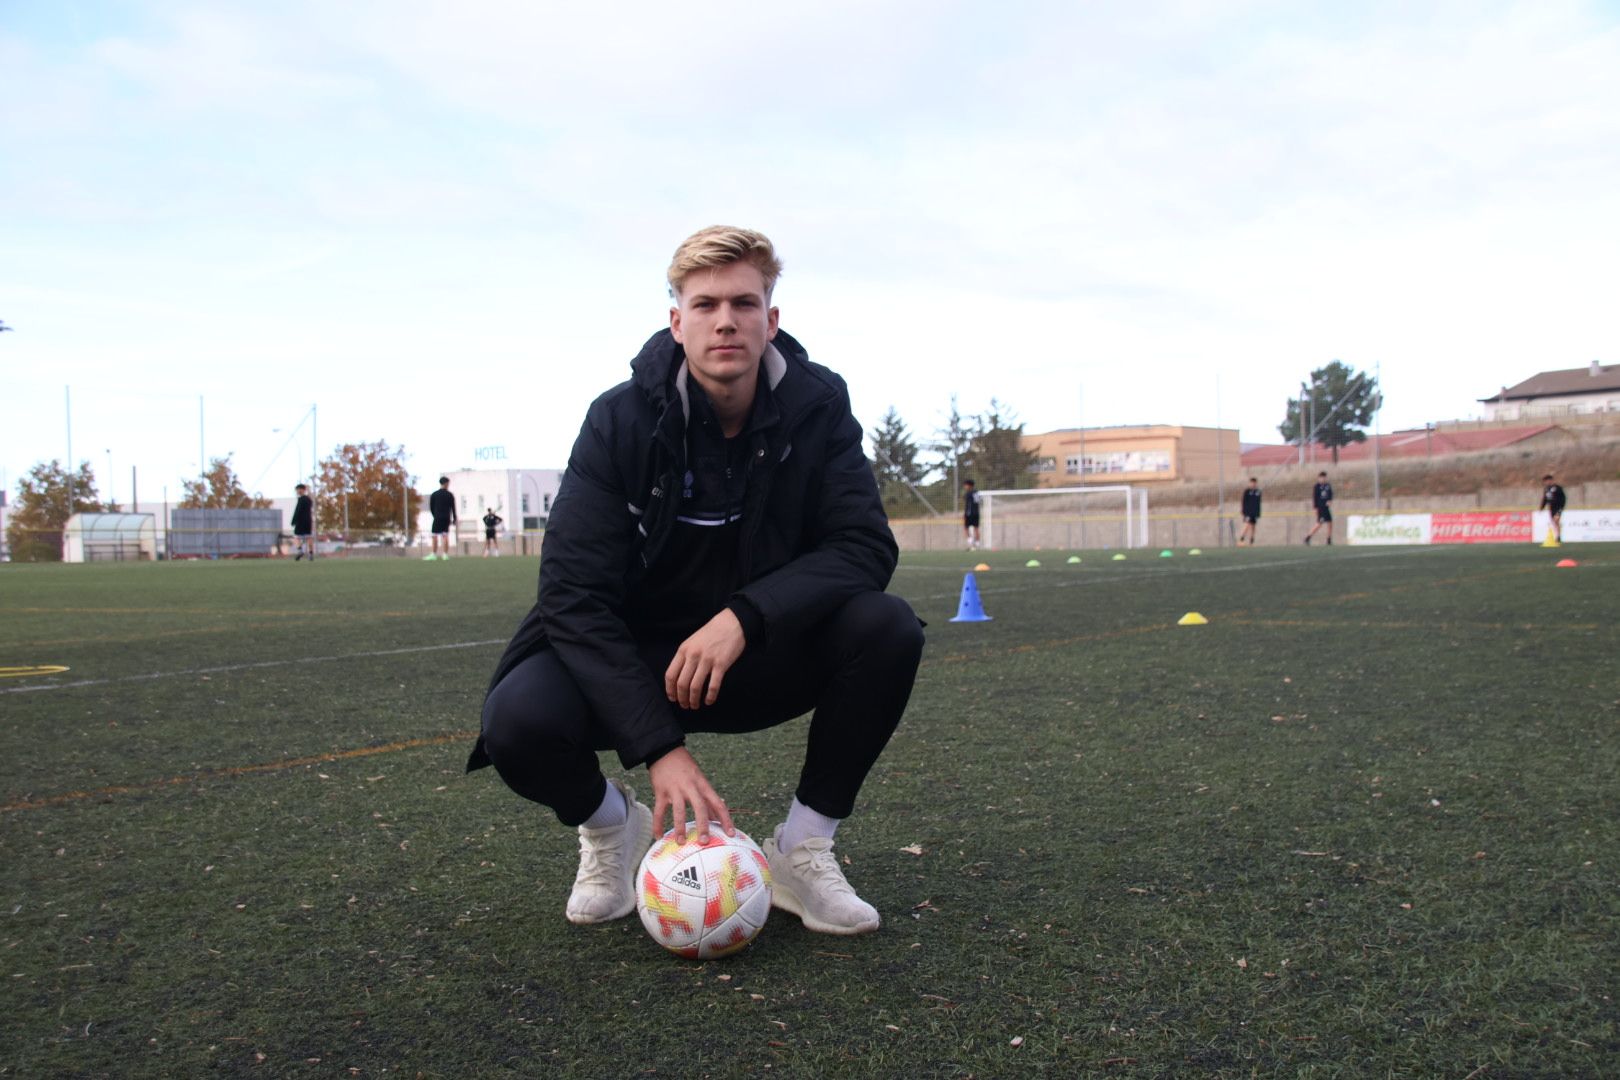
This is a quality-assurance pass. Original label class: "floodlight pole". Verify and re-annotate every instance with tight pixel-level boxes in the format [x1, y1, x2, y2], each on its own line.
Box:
[1372, 361, 1382, 508]
[1215, 376, 1226, 548]
[1307, 390, 1315, 466]
[65, 386, 74, 510]
[1298, 383, 1307, 466]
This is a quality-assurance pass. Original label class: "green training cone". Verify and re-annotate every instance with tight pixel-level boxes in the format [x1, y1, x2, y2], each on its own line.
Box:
[1066, 555, 1081, 564]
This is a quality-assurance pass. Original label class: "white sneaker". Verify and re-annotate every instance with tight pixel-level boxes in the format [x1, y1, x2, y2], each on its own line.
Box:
[764, 825, 880, 935]
[565, 779, 653, 925]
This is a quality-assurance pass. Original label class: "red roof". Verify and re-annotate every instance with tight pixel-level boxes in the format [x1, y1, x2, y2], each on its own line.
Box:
[1240, 425, 1562, 467]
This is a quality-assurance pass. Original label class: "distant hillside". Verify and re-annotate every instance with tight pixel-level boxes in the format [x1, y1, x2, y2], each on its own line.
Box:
[1154, 434, 1620, 509]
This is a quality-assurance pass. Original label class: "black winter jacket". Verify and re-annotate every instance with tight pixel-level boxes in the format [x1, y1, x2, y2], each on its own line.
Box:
[467, 327, 899, 772]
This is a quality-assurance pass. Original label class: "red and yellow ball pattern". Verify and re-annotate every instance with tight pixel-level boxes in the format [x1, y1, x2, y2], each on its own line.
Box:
[636, 825, 773, 959]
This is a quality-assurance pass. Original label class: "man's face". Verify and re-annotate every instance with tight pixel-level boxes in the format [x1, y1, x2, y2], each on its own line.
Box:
[670, 261, 779, 393]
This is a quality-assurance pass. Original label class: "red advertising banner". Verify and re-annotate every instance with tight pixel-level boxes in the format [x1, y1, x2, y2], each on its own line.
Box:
[1430, 511, 1532, 544]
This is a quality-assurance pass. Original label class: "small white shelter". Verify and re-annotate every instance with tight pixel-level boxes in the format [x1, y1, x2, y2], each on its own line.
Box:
[62, 512, 158, 562]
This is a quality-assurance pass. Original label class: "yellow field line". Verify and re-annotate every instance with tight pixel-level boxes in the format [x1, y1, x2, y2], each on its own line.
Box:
[0, 665, 71, 679]
[1, 732, 477, 813]
[14, 619, 390, 649]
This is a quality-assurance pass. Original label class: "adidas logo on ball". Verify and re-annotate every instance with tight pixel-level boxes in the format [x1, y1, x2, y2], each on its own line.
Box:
[637, 825, 774, 959]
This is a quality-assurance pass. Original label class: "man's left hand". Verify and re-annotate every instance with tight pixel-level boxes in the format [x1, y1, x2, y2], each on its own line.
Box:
[665, 608, 747, 710]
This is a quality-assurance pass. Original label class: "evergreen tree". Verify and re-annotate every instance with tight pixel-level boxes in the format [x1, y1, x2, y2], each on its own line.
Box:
[963, 399, 1039, 490]
[869, 408, 929, 517]
[1280, 361, 1381, 464]
[932, 395, 974, 511]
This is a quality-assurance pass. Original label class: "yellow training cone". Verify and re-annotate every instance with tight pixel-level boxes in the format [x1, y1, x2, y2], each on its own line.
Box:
[1542, 534, 1561, 548]
[1177, 612, 1209, 626]
[1188, 548, 1202, 555]
[1025, 559, 1041, 568]
[1066, 555, 1081, 564]
[1111, 553, 1126, 561]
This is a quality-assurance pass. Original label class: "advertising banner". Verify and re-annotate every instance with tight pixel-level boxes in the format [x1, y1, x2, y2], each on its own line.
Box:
[1346, 514, 1431, 545]
[1558, 509, 1620, 543]
[1431, 511, 1532, 544]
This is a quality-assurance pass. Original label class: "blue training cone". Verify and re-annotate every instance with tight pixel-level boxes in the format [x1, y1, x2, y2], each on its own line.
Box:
[949, 571, 993, 622]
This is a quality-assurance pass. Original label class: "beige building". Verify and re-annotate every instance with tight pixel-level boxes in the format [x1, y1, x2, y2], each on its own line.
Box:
[1021, 425, 1241, 488]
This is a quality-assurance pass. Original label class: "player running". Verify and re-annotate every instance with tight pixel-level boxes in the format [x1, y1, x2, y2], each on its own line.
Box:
[1304, 471, 1333, 545]
[1539, 473, 1567, 543]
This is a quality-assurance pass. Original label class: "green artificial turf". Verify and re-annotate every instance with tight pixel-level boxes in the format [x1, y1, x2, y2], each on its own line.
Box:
[1, 545, 1616, 1077]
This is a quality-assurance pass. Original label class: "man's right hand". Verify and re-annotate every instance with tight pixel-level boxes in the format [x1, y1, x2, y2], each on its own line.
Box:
[648, 746, 735, 842]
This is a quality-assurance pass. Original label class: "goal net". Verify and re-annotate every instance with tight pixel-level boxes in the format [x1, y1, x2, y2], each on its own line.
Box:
[979, 485, 1145, 551]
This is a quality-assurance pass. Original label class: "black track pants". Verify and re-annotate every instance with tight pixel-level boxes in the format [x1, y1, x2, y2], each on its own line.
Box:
[480, 591, 924, 826]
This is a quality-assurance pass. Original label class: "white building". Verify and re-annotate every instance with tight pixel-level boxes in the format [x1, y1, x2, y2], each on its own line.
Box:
[415, 467, 564, 538]
[1481, 361, 1620, 420]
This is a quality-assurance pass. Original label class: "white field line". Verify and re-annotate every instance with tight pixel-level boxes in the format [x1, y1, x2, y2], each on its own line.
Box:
[0, 548, 1472, 691]
[1, 638, 507, 695]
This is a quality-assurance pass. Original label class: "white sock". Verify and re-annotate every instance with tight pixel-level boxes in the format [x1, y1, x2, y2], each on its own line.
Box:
[581, 782, 627, 829]
[779, 797, 840, 853]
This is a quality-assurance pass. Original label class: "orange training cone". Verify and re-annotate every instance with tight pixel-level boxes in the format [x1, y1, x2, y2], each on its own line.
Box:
[949, 571, 993, 622]
[1556, 558, 1578, 568]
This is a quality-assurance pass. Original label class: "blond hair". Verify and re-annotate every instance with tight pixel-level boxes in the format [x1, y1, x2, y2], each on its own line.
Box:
[667, 225, 783, 299]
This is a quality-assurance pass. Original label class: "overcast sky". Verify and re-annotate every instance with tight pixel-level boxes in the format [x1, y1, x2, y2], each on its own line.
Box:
[4, 0, 1617, 506]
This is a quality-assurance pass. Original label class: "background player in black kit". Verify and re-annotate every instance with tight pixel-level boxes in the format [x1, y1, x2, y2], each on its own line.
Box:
[1539, 473, 1567, 543]
[427, 476, 456, 560]
[290, 483, 314, 561]
[482, 508, 503, 557]
[1238, 477, 1261, 545]
[962, 478, 981, 550]
[1304, 471, 1333, 545]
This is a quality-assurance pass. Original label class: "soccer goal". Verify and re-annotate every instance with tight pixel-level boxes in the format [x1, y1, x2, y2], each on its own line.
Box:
[979, 485, 1146, 551]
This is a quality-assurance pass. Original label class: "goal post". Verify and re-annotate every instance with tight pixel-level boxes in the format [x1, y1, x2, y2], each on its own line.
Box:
[979, 485, 1145, 551]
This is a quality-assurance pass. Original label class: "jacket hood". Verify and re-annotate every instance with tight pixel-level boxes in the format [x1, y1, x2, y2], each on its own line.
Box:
[629, 328, 823, 423]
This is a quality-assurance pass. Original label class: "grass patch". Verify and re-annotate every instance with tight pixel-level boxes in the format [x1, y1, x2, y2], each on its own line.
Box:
[2, 546, 1618, 1076]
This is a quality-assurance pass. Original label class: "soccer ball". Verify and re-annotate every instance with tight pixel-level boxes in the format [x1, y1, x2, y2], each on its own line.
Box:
[636, 824, 773, 959]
